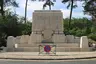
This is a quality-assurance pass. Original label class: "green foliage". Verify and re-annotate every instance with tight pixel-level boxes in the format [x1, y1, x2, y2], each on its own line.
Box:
[0, 0, 18, 16]
[88, 33, 96, 41]
[20, 22, 32, 35]
[0, 11, 32, 47]
[62, 0, 77, 9]
[62, 0, 78, 29]
[83, 0, 96, 22]
[63, 18, 96, 41]
[91, 25, 96, 33]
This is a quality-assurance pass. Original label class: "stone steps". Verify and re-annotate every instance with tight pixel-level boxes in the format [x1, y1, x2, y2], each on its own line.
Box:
[14, 47, 39, 52]
[14, 47, 80, 52]
[17, 43, 79, 47]
[56, 47, 80, 52]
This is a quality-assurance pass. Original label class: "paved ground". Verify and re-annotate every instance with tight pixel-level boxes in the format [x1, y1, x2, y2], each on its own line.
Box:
[0, 59, 96, 64]
[0, 52, 96, 60]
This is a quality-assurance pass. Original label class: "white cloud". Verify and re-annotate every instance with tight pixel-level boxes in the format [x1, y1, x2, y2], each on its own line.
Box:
[17, 0, 46, 11]
[72, 11, 91, 18]
[15, 0, 91, 20]
[60, 9, 91, 19]
[60, 9, 70, 18]
[27, 1, 44, 11]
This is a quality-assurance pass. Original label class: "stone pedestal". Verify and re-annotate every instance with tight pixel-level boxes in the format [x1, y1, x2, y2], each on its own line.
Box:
[31, 10, 63, 43]
[7, 36, 15, 52]
[32, 10, 63, 33]
[80, 36, 89, 51]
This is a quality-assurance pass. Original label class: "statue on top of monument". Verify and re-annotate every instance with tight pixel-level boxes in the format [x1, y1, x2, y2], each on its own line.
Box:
[43, 0, 54, 10]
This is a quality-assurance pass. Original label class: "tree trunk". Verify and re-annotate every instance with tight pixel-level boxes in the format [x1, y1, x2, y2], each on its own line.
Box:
[69, 0, 73, 30]
[0, 0, 4, 17]
[25, 0, 28, 23]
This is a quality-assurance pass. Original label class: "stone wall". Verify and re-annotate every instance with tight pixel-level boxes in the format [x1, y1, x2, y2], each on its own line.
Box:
[66, 35, 75, 43]
[15, 36, 21, 44]
[28, 34, 42, 44]
[74, 37, 80, 43]
[32, 10, 63, 33]
[52, 34, 66, 43]
[20, 35, 29, 44]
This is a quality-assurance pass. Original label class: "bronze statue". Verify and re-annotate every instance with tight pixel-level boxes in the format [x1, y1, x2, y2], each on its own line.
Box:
[43, 0, 54, 10]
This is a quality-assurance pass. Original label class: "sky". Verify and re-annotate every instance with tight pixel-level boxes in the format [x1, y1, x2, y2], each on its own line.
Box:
[9, 0, 91, 21]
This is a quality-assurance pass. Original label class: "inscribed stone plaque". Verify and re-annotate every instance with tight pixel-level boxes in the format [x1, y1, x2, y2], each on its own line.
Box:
[32, 10, 63, 32]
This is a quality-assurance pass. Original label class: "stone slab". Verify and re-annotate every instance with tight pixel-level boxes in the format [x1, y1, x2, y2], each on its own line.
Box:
[74, 37, 80, 43]
[80, 36, 89, 51]
[32, 10, 63, 32]
[28, 34, 42, 44]
[52, 34, 66, 43]
[7, 36, 15, 51]
[66, 35, 75, 43]
[15, 36, 21, 44]
[14, 47, 39, 52]
[17, 43, 79, 47]
[15, 47, 80, 52]
[56, 47, 80, 52]
[20, 35, 29, 44]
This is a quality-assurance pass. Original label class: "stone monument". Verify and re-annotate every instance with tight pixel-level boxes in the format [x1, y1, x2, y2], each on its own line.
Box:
[30, 10, 63, 43]
[6, 10, 89, 52]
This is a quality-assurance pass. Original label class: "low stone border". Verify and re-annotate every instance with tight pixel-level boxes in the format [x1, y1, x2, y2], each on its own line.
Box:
[0, 52, 96, 60]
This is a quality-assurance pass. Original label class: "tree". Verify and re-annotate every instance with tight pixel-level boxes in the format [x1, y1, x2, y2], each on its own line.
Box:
[0, 11, 19, 46]
[63, 18, 93, 37]
[0, 0, 18, 17]
[83, 0, 96, 24]
[20, 22, 32, 35]
[62, 0, 77, 29]
[24, 0, 55, 23]
[0, 10, 32, 46]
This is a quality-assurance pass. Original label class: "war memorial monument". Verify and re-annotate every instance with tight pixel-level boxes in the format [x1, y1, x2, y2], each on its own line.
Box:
[6, 10, 89, 55]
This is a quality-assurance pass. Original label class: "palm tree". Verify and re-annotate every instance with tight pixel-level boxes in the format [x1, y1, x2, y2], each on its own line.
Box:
[0, 0, 18, 17]
[43, 0, 54, 10]
[62, 0, 77, 30]
[24, 0, 34, 23]
[24, 0, 54, 23]
[25, 0, 28, 23]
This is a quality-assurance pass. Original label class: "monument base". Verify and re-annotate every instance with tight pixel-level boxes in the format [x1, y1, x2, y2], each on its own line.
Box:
[6, 10, 90, 53]
[13, 43, 82, 52]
